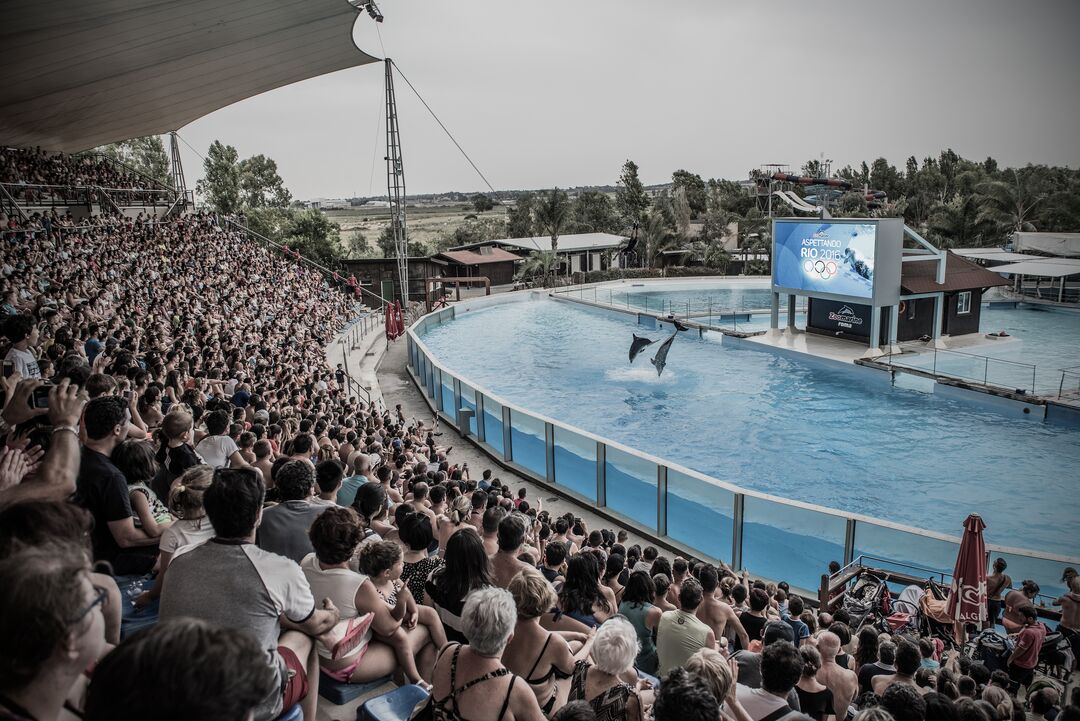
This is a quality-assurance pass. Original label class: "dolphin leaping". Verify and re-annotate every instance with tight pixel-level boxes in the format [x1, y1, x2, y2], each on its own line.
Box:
[650, 332, 677, 376]
[628, 334, 655, 363]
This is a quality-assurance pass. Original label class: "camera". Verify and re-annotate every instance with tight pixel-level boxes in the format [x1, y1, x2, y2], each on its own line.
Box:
[31, 383, 52, 409]
[2, 360, 13, 378]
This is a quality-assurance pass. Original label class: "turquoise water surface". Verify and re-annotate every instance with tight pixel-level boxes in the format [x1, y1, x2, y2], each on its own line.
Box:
[417, 295, 1078, 592]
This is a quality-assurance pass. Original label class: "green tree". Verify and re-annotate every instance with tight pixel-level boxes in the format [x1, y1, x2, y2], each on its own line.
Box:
[976, 167, 1048, 236]
[433, 217, 507, 252]
[515, 251, 557, 285]
[837, 191, 869, 216]
[94, 136, 171, 186]
[708, 178, 755, 216]
[243, 206, 293, 239]
[615, 159, 649, 226]
[197, 141, 242, 214]
[641, 209, 676, 268]
[238, 154, 291, 208]
[345, 229, 373, 258]
[671, 169, 707, 218]
[673, 187, 692, 240]
[533, 188, 571, 285]
[739, 208, 770, 268]
[569, 191, 619, 234]
[869, 158, 905, 199]
[286, 209, 340, 265]
[928, 195, 993, 248]
[471, 193, 494, 213]
[651, 190, 677, 234]
[377, 225, 397, 258]
[506, 194, 535, 238]
[1040, 181, 1080, 232]
[699, 202, 739, 247]
[703, 242, 731, 273]
[801, 159, 824, 178]
[377, 224, 426, 258]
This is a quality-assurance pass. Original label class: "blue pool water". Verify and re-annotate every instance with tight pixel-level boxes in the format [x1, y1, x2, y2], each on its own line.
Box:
[893, 305, 1080, 392]
[605, 284, 780, 314]
[594, 285, 1080, 386]
[418, 297, 1079, 580]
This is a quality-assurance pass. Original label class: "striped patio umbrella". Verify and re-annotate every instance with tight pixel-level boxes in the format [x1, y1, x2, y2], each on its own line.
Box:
[946, 513, 988, 627]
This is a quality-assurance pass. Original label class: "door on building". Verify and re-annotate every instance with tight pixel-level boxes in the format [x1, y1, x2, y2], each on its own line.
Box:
[380, 279, 395, 303]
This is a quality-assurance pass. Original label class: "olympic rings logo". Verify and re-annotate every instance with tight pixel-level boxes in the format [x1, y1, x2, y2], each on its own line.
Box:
[803, 259, 837, 279]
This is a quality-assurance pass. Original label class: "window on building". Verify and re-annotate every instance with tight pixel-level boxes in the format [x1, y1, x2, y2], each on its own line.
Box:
[957, 291, 972, 315]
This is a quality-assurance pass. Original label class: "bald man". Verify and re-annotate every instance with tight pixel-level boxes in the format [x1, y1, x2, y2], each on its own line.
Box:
[817, 631, 858, 716]
[407, 481, 439, 528]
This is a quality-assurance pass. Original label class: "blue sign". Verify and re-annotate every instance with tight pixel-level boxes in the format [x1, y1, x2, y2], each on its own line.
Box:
[773, 222, 877, 299]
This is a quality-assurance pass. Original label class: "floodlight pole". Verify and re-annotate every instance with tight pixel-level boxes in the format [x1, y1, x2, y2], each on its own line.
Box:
[169, 131, 187, 208]
[385, 59, 409, 308]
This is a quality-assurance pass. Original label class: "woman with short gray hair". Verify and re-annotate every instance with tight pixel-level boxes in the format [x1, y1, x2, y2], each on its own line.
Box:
[431, 587, 546, 721]
[567, 617, 649, 721]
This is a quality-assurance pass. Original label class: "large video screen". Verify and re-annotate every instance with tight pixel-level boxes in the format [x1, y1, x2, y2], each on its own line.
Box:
[773, 221, 877, 299]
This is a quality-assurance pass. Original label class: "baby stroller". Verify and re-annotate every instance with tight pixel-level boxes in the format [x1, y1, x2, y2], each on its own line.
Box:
[843, 571, 889, 631]
[882, 580, 960, 650]
[919, 578, 961, 650]
[880, 583, 922, 636]
[964, 628, 1012, 673]
[1038, 627, 1075, 682]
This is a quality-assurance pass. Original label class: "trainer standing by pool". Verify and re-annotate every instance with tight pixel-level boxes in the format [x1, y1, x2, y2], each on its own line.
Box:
[985, 558, 1010, 629]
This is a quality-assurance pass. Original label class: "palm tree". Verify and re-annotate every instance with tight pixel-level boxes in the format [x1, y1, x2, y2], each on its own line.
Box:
[641, 209, 676, 268]
[739, 208, 769, 268]
[976, 168, 1046, 237]
[533, 188, 571, 286]
[928, 195, 993, 248]
[515, 251, 556, 287]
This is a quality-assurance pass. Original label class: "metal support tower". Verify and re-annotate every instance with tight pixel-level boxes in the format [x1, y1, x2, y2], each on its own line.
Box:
[384, 59, 409, 306]
[169, 131, 187, 209]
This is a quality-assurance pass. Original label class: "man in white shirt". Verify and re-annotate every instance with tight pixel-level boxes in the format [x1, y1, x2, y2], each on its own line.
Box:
[195, 409, 246, 469]
[3, 314, 40, 379]
[161, 468, 339, 721]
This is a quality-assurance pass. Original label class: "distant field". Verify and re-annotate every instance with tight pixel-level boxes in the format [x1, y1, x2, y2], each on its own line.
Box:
[323, 204, 508, 250]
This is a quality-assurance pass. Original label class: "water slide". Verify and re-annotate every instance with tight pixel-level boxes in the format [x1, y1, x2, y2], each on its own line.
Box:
[770, 172, 852, 190]
[771, 190, 822, 214]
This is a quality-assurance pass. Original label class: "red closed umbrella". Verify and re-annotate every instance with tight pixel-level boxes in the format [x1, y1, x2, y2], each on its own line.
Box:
[384, 304, 397, 340]
[947, 513, 987, 629]
[393, 301, 404, 337]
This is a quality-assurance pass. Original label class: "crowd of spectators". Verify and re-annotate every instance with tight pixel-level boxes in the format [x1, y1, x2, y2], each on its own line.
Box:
[1, 146, 170, 207]
[0, 149, 1076, 721]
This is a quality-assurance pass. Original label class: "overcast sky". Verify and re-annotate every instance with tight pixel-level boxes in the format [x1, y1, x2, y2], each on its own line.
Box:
[175, 0, 1080, 200]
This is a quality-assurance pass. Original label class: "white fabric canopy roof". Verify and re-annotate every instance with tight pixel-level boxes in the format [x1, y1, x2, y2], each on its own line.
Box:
[0, 0, 379, 152]
[1013, 232, 1080, 258]
[454, 233, 629, 253]
[952, 248, 1036, 263]
[988, 257, 1080, 278]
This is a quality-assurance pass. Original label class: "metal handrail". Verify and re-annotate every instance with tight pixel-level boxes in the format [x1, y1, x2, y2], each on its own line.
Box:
[885, 347, 1039, 392]
[0, 182, 29, 221]
[225, 218, 390, 311]
[80, 151, 177, 193]
[1058, 367, 1080, 399]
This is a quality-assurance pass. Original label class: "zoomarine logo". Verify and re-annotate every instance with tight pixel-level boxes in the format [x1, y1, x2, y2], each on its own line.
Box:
[827, 305, 864, 325]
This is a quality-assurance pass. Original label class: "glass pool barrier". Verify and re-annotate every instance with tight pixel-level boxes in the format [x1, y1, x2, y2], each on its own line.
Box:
[406, 304, 1077, 597]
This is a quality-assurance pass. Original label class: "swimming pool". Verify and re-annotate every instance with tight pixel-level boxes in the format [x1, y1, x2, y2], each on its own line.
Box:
[890, 305, 1080, 393]
[412, 289, 1078, 593]
[573, 281, 1080, 383]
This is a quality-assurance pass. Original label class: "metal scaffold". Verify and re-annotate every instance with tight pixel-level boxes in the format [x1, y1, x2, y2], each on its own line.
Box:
[384, 59, 409, 306]
[169, 130, 187, 204]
